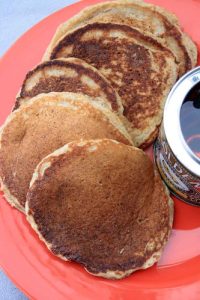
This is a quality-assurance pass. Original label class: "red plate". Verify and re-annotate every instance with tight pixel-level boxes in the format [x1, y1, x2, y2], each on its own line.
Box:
[0, 0, 200, 299]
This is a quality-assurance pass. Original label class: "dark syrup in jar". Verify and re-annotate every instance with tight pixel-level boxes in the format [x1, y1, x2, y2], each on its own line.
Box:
[180, 81, 200, 159]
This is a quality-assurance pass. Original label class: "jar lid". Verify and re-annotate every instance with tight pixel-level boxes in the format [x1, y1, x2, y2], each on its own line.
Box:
[164, 66, 200, 177]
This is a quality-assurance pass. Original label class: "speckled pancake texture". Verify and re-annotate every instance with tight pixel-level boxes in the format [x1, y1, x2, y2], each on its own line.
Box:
[43, 0, 197, 76]
[48, 22, 178, 148]
[15, 57, 123, 114]
[0, 93, 132, 212]
[26, 139, 173, 279]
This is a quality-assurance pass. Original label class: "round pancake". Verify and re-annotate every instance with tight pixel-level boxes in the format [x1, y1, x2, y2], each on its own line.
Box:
[26, 139, 173, 280]
[0, 92, 132, 213]
[48, 22, 178, 148]
[15, 57, 123, 114]
[43, 0, 197, 76]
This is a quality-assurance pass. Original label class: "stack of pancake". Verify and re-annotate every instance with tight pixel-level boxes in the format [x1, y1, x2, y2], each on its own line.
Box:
[0, 0, 197, 279]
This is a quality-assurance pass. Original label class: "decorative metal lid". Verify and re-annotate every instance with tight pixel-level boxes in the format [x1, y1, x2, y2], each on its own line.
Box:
[164, 66, 200, 177]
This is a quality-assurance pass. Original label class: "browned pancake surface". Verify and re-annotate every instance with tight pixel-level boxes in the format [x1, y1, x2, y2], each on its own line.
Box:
[43, 0, 197, 75]
[15, 58, 121, 112]
[50, 23, 177, 135]
[27, 139, 172, 275]
[0, 93, 131, 211]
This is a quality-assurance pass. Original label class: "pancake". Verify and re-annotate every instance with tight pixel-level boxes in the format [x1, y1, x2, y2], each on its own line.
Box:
[0, 92, 132, 213]
[43, 0, 197, 76]
[47, 22, 178, 148]
[15, 57, 123, 114]
[26, 139, 174, 279]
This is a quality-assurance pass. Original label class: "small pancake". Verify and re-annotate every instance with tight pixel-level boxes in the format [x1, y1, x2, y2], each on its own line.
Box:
[0, 92, 132, 212]
[26, 139, 173, 279]
[47, 22, 178, 147]
[15, 57, 123, 114]
[43, 0, 197, 76]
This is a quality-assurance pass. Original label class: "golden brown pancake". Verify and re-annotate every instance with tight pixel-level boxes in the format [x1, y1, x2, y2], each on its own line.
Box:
[48, 22, 177, 148]
[43, 0, 197, 76]
[0, 92, 132, 212]
[26, 139, 173, 279]
[15, 57, 123, 114]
